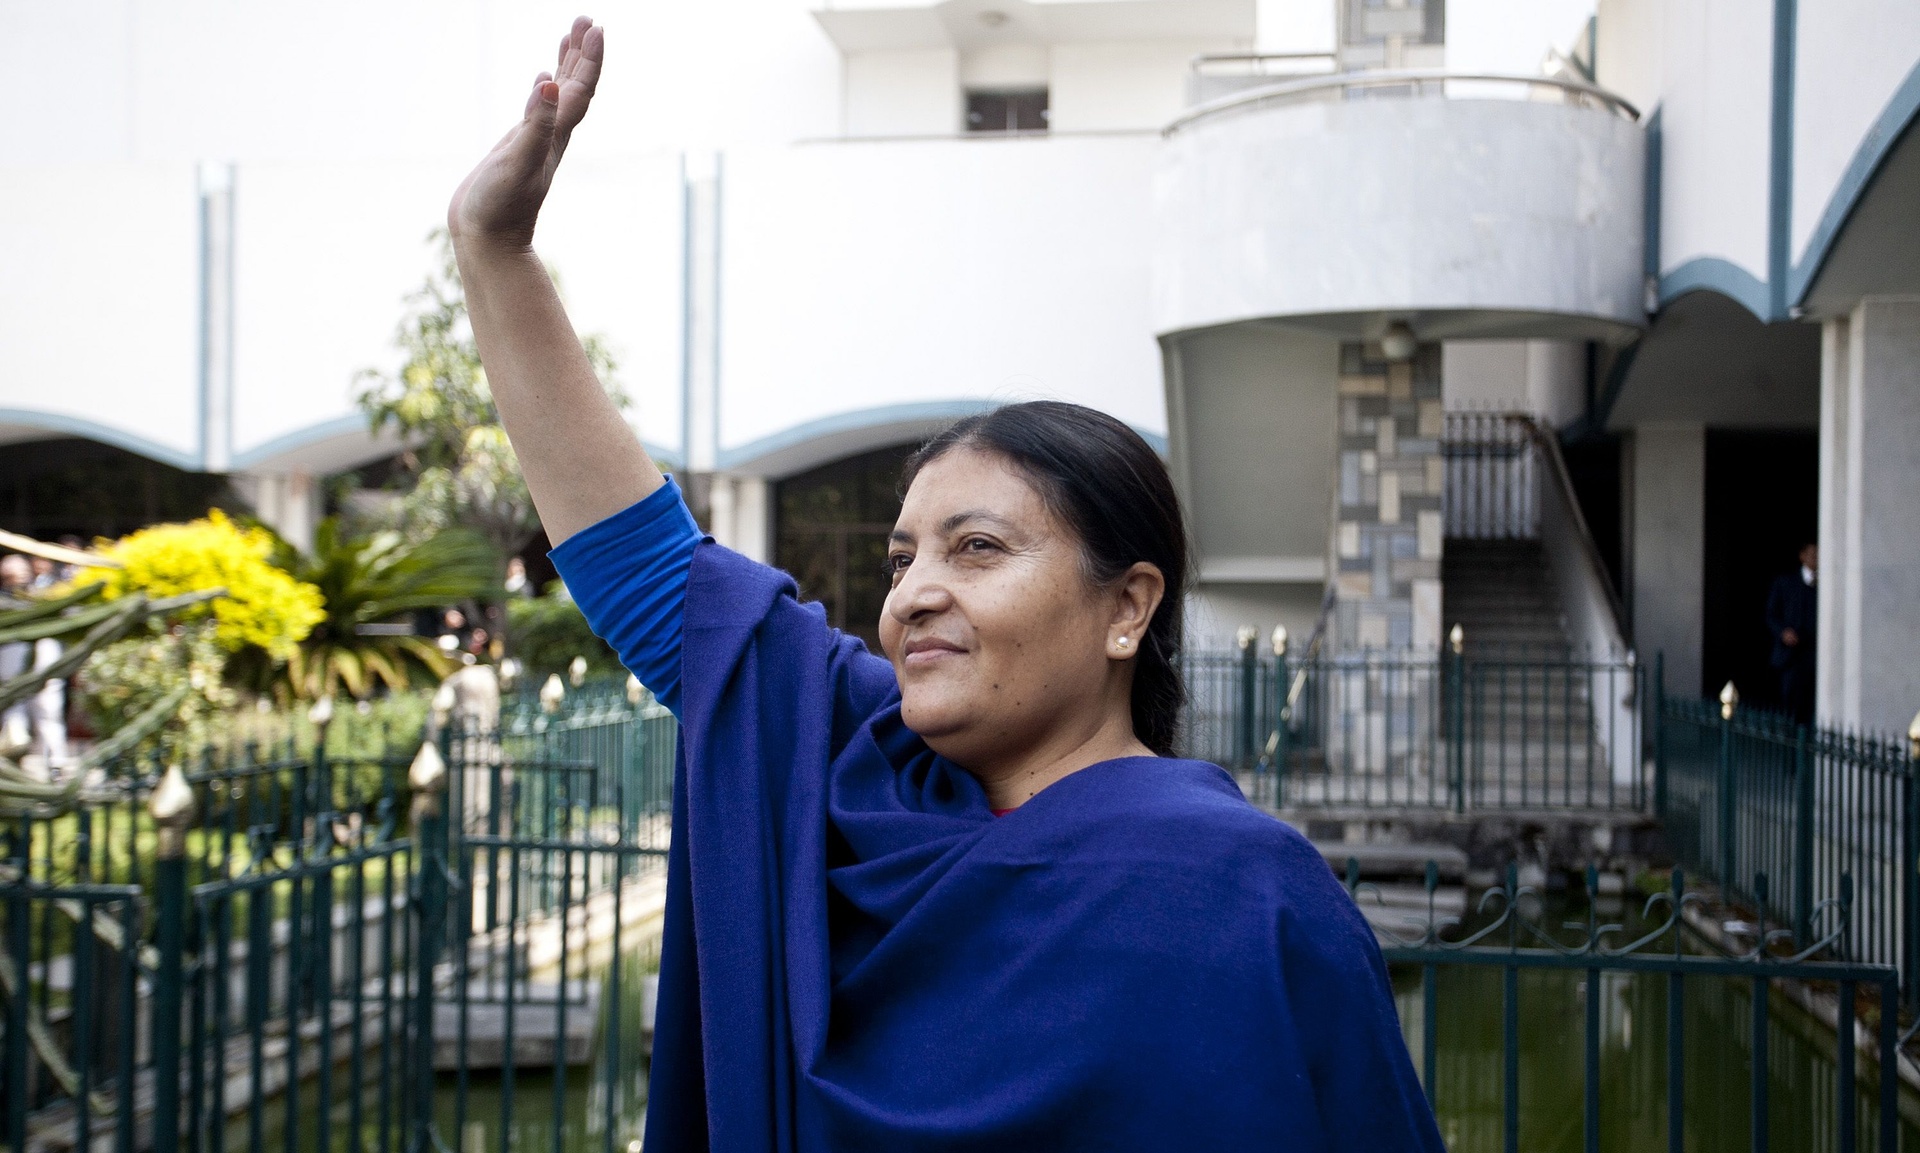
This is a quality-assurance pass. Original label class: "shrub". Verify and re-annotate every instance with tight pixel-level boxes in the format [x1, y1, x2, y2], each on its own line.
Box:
[505, 583, 621, 682]
[89, 510, 324, 661]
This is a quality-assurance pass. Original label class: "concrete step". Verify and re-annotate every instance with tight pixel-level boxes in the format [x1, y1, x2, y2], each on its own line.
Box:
[1311, 840, 1469, 882]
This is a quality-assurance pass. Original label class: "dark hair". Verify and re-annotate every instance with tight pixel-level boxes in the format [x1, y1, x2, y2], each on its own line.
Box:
[900, 401, 1189, 755]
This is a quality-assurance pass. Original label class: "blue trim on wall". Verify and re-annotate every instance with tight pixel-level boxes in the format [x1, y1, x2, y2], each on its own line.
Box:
[226, 414, 683, 475]
[1787, 56, 1920, 307]
[0, 410, 202, 472]
[227, 415, 371, 470]
[1767, 0, 1797, 319]
[1658, 259, 1772, 322]
[1642, 108, 1663, 285]
[713, 400, 1169, 472]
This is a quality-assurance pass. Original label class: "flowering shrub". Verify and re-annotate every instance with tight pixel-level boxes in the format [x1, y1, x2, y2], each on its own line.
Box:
[78, 623, 233, 759]
[89, 510, 325, 661]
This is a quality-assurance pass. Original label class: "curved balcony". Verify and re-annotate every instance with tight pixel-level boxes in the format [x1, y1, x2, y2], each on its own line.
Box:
[1153, 70, 1647, 342]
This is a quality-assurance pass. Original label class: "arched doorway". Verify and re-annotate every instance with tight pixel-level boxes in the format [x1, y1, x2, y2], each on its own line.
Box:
[773, 443, 918, 650]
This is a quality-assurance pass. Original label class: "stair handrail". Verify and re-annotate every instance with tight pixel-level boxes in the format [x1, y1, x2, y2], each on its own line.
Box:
[1511, 413, 1630, 650]
[1284, 584, 1339, 714]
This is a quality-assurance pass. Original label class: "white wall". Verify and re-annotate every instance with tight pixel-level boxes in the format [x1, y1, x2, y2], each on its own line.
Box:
[1443, 339, 1586, 425]
[1791, 2, 1920, 265]
[227, 156, 685, 468]
[1445, 0, 1594, 75]
[0, 0, 841, 471]
[1049, 41, 1215, 131]
[1598, 0, 1772, 288]
[1174, 324, 1337, 566]
[844, 49, 961, 135]
[1255, 0, 1335, 55]
[0, 0, 844, 165]
[0, 163, 201, 464]
[716, 134, 1166, 454]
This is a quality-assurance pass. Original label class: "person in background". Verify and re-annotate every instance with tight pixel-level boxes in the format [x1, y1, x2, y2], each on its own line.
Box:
[504, 556, 534, 598]
[1767, 540, 1818, 725]
[0, 555, 33, 752]
[55, 537, 87, 584]
[1, 554, 71, 771]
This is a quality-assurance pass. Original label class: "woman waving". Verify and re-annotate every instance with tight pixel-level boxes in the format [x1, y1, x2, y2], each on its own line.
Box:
[448, 17, 1444, 1152]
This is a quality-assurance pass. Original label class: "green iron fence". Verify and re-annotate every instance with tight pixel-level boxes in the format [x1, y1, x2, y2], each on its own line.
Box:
[1655, 672, 1920, 1008]
[1355, 860, 1906, 1153]
[1181, 642, 1645, 813]
[0, 684, 679, 1153]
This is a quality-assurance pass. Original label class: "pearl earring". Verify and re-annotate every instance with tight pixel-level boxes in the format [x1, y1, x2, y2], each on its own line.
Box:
[1116, 637, 1130, 649]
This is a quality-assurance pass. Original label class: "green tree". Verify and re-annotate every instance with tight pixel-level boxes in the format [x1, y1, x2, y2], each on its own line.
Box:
[354, 233, 625, 560]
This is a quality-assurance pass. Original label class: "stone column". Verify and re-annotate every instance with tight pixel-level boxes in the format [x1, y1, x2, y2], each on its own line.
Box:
[233, 470, 318, 554]
[707, 474, 771, 563]
[1331, 342, 1445, 652]
[1816, 297, 1920, 732]
[1626, 423, 1704, 697]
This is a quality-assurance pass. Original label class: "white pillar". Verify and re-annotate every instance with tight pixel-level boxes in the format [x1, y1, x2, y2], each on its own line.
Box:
[234, 471, 318, 554]
[1817, 297, 1920, 732]
[1628, 423, 1705, 697]
[707, 474, 770, 563]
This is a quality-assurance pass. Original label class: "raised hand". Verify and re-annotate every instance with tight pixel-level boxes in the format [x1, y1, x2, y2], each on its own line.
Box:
[449, 16, 604, 250]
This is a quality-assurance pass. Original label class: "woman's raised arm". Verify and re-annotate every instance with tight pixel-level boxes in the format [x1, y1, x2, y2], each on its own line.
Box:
[448, 17, 663, 545]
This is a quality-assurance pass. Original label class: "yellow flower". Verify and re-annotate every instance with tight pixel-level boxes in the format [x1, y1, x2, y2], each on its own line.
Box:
[86, 510, 325, 662]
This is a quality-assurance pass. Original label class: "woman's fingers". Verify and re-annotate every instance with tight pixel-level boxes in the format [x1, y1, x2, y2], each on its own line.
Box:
[553, 22, 602, 148]
[522, 71, 554, 120]
[449, 18, 597, 245]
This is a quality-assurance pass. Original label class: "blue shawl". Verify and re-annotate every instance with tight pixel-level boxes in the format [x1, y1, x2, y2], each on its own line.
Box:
[641, 544, 1443, 1151]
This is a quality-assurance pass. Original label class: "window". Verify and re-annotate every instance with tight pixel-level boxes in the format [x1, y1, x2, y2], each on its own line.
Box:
[965, 89, 1049, 134]
[773, 443, 919, 651]
[1344, 0, 1444, 48]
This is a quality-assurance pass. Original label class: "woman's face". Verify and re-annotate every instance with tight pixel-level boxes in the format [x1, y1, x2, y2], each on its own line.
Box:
[879, 446, 1152, 772]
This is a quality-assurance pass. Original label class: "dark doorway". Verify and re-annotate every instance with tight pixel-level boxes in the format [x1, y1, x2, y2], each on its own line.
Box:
[1702, 430, 1818, 708]
[774, 443, 918, 651]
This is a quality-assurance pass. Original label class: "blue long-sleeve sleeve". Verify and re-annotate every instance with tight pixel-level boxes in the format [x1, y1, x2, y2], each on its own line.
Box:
[547, 477, 704, 714]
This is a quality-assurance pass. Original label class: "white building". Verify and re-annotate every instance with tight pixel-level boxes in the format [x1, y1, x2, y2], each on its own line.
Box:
[2, 0, 1917, 731]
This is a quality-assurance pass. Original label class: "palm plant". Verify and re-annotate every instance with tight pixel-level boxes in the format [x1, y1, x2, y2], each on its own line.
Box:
[274, 518, 501, 700]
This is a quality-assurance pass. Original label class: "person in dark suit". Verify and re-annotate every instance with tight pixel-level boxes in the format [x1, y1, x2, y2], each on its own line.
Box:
[1766, 542, 1818, 724]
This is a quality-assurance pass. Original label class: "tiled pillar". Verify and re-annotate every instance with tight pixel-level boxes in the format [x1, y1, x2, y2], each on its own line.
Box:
[1332, 342, 1446, 652]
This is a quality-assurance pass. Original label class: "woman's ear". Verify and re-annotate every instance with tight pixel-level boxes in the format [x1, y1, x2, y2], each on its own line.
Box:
[1108, 562, 1165, 657]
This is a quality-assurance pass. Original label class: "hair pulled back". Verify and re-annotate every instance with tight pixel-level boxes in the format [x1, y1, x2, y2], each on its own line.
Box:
[900, 401, 1189, 756]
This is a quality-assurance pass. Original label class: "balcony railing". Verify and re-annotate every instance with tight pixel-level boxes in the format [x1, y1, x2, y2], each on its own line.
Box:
[1165, 67, 1641, 136]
